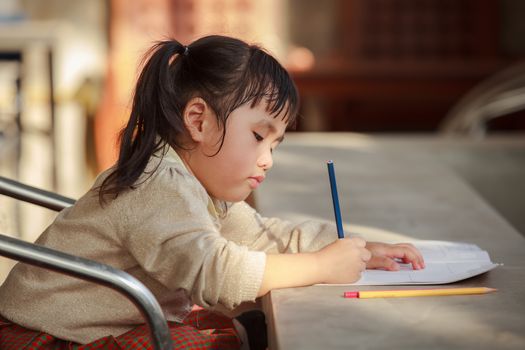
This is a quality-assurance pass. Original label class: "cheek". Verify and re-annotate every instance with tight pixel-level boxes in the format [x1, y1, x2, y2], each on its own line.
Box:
[217, 136, 255, 169]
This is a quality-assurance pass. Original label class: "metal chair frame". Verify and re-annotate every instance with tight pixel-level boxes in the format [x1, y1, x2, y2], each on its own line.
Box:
[0, 175, 173, 350]
[440, 62, 525, 137]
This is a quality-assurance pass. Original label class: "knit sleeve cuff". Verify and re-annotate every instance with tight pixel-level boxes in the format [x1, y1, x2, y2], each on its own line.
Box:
[222, 250, 266, 309]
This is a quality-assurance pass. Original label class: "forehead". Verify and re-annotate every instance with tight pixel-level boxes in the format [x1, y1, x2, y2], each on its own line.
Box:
[251, 100, 290, 125]
[248, 102, 288, 132]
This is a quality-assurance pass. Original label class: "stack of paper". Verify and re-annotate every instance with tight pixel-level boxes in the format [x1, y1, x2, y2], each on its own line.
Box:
[353, 240, 499, 285]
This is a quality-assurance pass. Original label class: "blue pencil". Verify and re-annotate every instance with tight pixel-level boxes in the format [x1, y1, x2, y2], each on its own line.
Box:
[326, 160, 345, 239]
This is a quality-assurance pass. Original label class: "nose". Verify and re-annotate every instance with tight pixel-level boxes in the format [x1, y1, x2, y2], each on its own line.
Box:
[257, 148, 273, 171]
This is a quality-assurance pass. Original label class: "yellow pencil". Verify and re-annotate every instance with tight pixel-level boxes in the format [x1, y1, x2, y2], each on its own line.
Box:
[343, 287, 497, 299]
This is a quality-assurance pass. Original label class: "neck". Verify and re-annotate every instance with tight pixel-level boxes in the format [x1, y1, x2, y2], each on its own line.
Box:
[174, 148, 196, 176]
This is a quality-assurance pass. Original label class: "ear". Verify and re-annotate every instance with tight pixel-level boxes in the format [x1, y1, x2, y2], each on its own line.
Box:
[183, 97, 216, 143]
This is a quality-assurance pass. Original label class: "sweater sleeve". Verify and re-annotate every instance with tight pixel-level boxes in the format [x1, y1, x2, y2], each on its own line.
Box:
[220, 201, 337, 254]
[114, 165, 266, 310]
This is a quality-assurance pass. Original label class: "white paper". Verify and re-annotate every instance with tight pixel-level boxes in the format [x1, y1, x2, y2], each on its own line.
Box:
[326, 240, 500, 286]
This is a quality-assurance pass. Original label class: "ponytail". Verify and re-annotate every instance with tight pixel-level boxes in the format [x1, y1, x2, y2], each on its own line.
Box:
[98, 40, 187, 202]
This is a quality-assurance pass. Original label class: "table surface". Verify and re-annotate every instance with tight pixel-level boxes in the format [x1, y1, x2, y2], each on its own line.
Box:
[257, 133, 525, 350]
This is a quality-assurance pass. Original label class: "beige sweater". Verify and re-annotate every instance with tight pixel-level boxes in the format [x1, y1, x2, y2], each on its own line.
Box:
[0, 147, 336, 344]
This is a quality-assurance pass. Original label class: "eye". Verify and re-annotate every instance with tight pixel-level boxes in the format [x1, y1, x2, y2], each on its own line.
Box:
[253, 132, 264, 142]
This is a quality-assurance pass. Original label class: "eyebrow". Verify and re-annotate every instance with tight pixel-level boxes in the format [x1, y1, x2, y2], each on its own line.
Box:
[257, 120, 285, 143]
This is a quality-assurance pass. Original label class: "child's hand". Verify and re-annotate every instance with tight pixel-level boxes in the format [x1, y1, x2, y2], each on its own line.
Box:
[316, 237, 371, 284]
[365, 242, 425, 271]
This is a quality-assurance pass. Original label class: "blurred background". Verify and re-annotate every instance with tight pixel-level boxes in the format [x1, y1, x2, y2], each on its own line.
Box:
[1, 0, 524, 280]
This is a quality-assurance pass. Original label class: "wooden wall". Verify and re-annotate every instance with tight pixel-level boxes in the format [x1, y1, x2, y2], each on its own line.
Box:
[288, 0, 525, 132]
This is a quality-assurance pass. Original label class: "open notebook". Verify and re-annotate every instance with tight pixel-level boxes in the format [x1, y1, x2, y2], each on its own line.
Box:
[330, 240, 499, 286]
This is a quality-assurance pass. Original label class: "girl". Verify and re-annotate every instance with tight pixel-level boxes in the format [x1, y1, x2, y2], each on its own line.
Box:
[0, 35, 424, 349]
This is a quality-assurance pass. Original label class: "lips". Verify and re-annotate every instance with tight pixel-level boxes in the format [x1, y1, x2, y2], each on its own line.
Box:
[248, 176, 265, 189]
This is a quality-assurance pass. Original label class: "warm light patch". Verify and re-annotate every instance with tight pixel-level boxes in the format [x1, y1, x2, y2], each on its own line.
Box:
[287, 46, 315, 72]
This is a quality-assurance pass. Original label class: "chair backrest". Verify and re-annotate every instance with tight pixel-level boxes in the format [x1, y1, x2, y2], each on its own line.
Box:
[439, 62, 525, 137]
[0, 175, 75, 211]
[0, 176, 173, 350]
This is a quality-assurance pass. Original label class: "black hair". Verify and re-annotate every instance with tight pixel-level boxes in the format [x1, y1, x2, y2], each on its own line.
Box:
[98, 35, 299, 202]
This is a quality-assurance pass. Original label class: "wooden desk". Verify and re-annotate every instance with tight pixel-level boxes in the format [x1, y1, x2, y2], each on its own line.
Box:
[257, 133, 525, 350]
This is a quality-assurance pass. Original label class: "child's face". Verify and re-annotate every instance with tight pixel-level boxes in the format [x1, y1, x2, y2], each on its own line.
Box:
[189, 102, 287, 202]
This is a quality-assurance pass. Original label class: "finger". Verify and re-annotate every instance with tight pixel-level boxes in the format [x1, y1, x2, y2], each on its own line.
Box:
[395, 243, 425, 268]
[396, 243, 422, 259]
[366, 256, 400, 271]
[387, 246, 423, 270]
[385, 245, 418, 265]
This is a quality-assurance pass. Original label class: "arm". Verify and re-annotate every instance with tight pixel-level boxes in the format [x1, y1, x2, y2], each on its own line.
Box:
[257, 240, 425, 296]
[221, 202, 425, 272]
[258, 237, 371, 296]
[220, 201, 336, 254]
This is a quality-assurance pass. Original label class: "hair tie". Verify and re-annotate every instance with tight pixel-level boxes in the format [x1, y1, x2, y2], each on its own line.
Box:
[183, 46, 189, 56]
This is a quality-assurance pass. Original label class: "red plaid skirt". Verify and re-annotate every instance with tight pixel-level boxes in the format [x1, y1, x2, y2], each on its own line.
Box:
[0, 307, 240, 349]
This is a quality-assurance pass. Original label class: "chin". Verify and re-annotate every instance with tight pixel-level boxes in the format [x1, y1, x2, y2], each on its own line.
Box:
[227, 193, 251, 203]
[211, 190, 250, 203]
